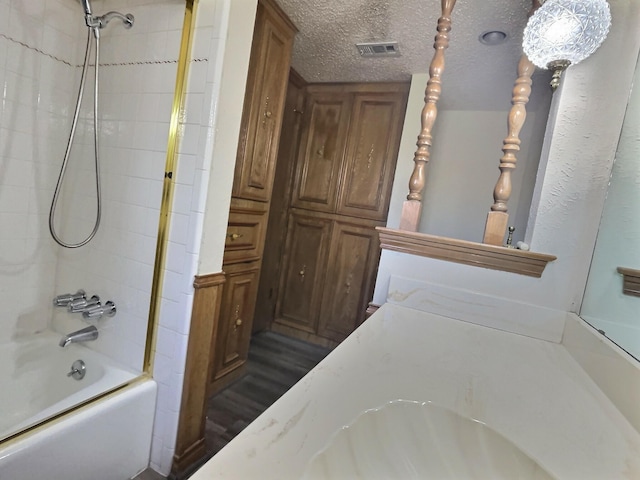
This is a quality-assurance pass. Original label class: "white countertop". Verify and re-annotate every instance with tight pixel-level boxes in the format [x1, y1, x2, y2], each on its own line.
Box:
[191, 303, 640, 479]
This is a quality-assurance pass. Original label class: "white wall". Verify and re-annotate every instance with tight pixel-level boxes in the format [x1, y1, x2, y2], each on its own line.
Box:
[580, 51, 640, 360]
[198, 0, 258, 274]
[387, 73, 551, 244]
[374, 0, 640, 326]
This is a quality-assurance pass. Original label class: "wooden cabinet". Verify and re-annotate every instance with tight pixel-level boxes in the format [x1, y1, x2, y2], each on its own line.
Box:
[275, 210, 332, 333]
[273, 82, 408, 346]
[292, 84, 408, 220]
[209, 0, 296, 394]
[291, 92, 352, 212]
[274, 210, 383, 344]
[209, 262, 260, 393]
[317, 219, 381, 342]
[336, 91, 406, 220]
[232, 0, 297, 203]
[224, 206, 267, 265]
[253, 71, 306, 334]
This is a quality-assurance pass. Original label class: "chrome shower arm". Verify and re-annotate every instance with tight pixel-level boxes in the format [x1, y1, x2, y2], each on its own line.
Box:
[80, 0, 92, 15]
[85, 11, 134, 30]
[96, 11, 134, 29]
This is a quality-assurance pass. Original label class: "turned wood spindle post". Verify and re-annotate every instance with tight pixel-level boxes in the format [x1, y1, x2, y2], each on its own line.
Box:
[483, 0, 541, 246]
[399, 0, 456, 231]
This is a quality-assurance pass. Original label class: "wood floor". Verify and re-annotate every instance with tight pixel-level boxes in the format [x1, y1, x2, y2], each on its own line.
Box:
[134, 331, 331, 480]
[205, 331, 331, 456]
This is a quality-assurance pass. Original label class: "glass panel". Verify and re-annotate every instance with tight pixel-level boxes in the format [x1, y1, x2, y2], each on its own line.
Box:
[580, 51, 640, 361]
[0, 0, 185, 441]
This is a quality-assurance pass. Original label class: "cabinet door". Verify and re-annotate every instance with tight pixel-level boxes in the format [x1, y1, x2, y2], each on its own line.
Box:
[317, 220, 381, 343]
[232, 0, 296, 202]
[210, 263, 260, 385]
[275, 211, 331, 332]
[253, 72, 306, 334]
[291, 92, 352, 212]
[336, 91, 407, 220]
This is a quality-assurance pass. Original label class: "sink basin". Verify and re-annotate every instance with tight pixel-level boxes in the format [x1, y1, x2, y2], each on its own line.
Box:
[303, 400, 554, 480]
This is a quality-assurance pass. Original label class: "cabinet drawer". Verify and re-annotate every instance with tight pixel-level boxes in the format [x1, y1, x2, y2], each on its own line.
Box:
[224, 210, 267, 263]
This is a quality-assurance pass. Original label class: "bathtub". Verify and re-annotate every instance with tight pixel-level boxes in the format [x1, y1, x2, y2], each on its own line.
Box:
[0, 330, 157, 480]
[191, 303, 640, 479]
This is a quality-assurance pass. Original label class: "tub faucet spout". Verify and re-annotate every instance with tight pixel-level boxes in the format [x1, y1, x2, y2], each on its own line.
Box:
[59, 326, 99, 348]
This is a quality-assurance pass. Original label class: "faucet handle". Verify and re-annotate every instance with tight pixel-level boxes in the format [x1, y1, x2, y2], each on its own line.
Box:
[54, 289, 86, 307]
[68, 295, 100, 313]
[82, 301, 116, 320]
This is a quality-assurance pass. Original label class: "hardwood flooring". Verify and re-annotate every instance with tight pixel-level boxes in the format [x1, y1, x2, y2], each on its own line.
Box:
[133, 330, 330, 480]
[204, 331, 331, 456]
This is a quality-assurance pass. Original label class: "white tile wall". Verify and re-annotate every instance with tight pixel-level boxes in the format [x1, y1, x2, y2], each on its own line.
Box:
[52, 0, 185, 380]
[149, 0, 231, 474]
[3, 0, 232, 475]
[0, 0, 77, 345]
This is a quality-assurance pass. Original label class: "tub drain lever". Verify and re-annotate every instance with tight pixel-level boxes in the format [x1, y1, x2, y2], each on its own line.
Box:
[67, 359, 86, 380]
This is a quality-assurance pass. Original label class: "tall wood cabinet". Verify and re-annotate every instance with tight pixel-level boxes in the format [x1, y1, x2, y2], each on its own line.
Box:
[208, 0, 296, 395]
[272, 83, 409, 345]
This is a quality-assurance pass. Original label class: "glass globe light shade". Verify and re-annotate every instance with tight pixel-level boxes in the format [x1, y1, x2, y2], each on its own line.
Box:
[523, 0, 611, 69]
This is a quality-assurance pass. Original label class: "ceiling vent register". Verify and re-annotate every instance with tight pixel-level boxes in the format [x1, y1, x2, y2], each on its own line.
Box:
[356, 42, 401, 57]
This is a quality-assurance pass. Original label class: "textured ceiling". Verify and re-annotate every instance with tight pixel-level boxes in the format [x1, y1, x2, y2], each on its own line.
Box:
[275, 0, 552, 110]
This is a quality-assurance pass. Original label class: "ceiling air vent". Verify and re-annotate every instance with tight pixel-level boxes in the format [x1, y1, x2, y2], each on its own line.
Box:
[356, 42, 401, 57]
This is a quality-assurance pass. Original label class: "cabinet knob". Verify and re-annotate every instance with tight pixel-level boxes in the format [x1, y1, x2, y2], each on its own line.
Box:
[235, 318, 243, 327]
[227, 232, 243, 240]
[298, 265, 306, 279]
[262, 96, 271, 124]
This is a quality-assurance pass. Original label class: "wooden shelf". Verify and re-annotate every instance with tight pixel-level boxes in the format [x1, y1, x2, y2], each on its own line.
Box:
[377, 227, 556, 278]
[617, 267, 640, 297]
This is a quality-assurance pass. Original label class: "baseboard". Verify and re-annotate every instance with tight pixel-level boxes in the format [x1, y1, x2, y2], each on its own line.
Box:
[170, 438, 207, 479]
[270, 322, 339, 349]
[208, 363, 247, 398]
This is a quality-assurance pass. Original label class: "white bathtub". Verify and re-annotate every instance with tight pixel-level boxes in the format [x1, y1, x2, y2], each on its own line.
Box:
[0, 330, 157, 480]
[192, 303, 640, 479]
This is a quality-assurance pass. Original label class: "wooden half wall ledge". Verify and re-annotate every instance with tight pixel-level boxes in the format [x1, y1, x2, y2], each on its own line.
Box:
[617, 267, 640, 297]
[171, 271, 226, 479]
[377, 227, 556, 278]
